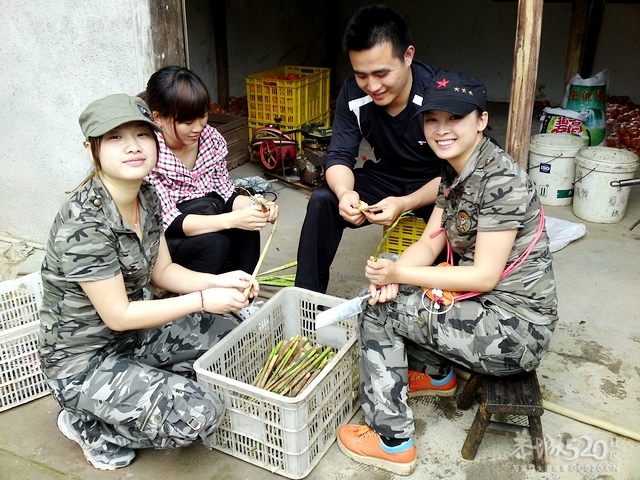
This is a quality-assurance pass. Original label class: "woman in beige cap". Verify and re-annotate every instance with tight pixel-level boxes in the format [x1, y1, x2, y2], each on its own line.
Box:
[39, 94, 258, 470]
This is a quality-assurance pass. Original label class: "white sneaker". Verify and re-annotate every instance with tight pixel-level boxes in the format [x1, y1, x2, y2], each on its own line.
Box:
[57, 409, 135, 470]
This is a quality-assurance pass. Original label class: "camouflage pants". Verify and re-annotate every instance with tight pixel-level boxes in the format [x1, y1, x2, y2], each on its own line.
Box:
[359, 284, 556, 439]
[47, 312, 239, 451]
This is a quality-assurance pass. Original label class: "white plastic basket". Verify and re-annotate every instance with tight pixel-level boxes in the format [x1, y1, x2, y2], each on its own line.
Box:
[0, 272, 49, 411]
[194, 287, 360, 479]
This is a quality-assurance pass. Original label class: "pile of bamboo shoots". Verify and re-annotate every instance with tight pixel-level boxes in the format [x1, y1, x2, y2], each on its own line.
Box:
[252, 335, 335, 397]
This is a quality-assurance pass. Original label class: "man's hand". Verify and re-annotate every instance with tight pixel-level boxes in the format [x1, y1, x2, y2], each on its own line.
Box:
[361, 196, 404, 226]
[337, 191, 368, 226]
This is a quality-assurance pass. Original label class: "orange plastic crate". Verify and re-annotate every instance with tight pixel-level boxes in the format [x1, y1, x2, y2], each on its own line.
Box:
[381, 216, 426, 255]
[245, 66, 330, 126]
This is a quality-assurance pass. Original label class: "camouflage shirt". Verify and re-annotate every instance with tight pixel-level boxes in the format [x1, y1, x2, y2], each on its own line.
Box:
[436, 137, 558, 326]
[39, 176, 162, 379]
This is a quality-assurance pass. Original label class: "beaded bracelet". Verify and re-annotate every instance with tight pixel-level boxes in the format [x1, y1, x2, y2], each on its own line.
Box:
[198, 290, 205, 312]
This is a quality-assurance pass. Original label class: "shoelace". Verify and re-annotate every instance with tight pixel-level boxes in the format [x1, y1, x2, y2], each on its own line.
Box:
[355, 425, 377, 438]
[407, 371, 426, 382]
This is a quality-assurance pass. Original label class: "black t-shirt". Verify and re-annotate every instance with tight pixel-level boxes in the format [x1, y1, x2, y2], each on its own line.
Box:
[326, 61, 445, 182]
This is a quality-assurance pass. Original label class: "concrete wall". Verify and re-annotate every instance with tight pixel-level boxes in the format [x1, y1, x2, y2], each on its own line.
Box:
[2, 0, 639, 244]
[0, 0, 154, 244]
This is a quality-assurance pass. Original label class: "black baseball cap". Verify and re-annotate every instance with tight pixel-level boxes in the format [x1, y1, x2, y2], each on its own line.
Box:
[414, 71, 487, 118]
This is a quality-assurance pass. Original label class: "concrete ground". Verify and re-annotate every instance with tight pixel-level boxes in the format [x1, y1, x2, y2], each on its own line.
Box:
[1, 103, 639, 479]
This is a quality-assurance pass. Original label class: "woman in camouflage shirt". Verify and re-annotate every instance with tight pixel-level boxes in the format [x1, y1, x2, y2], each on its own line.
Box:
[336, 72, 558, 475]
[39, 94, 258, 471]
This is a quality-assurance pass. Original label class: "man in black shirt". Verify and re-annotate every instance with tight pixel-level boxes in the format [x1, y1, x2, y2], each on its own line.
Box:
[295, 4, 444, 293]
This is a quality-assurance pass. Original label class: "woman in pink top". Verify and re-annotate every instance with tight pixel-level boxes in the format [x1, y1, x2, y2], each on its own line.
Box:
[143, 66, 279, 274]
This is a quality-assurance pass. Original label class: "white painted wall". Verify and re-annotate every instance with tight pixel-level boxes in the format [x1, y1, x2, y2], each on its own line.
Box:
[0, 0, 154, 243]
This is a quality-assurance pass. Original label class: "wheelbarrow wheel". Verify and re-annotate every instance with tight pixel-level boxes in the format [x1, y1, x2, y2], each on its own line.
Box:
[260, 139, 281, 170]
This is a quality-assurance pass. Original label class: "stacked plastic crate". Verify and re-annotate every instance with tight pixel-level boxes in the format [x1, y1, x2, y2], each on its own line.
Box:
[245, 66, 331, 151]
[0, 272, 49, 412]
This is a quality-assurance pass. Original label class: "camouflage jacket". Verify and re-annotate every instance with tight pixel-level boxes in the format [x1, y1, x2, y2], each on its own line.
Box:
[436, 137, 558, 326]
[38, 176, 162, 379]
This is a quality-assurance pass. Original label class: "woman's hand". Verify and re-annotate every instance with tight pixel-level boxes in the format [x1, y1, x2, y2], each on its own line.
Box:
[265, 201, 279, 223]
[364, 256, 397, 286]
[201, 287, 250, 313]
[367, 283, 399, 305]
[227, 205, 271, 231]
[213, 270, 259, 297]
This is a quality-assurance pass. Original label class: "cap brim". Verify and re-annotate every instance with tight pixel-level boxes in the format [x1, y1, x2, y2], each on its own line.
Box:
[413, 100, 479, 120]
[86, 116, 161, 138]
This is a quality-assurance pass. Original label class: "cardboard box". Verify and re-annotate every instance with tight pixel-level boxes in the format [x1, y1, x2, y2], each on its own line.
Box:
[208, 113, 250, 170]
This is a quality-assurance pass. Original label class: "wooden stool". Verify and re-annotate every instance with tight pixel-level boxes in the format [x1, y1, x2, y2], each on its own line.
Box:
[456, 370, 546, 472]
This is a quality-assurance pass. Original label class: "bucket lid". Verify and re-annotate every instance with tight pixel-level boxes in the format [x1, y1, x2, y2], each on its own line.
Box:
[575, 147, 640, 173]
[529, 134, 587, 156]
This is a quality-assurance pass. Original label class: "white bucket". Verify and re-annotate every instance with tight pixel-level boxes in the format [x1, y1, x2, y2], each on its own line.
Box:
[573, 147, 640, 223]
[527, 134, 587, 206]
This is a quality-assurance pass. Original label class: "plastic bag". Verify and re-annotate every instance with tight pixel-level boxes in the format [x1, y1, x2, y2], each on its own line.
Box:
[233, 176, 271, 194]
[538, 107, 590, 143]
[545, 216, 587, 252]
[0, 241, 34, 281]
[562, 70, 608, 146]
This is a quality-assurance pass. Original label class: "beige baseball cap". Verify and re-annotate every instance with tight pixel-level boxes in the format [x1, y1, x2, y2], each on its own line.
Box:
[79, 94, 161, 140]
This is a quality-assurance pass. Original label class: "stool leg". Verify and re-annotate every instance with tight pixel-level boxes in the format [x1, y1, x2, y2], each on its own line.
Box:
[457, 372, 481, 410]
[528, 416, 547, 472]
[461, 403, 491, 460]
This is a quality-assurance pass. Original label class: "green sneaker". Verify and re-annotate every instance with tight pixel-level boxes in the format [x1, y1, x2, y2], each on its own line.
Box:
[57, 409, 135, 470]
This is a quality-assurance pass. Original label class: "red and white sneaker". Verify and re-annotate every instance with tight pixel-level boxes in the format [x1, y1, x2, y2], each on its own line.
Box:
[337, 424, 416, 476]
[408, 368, 457, 397]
